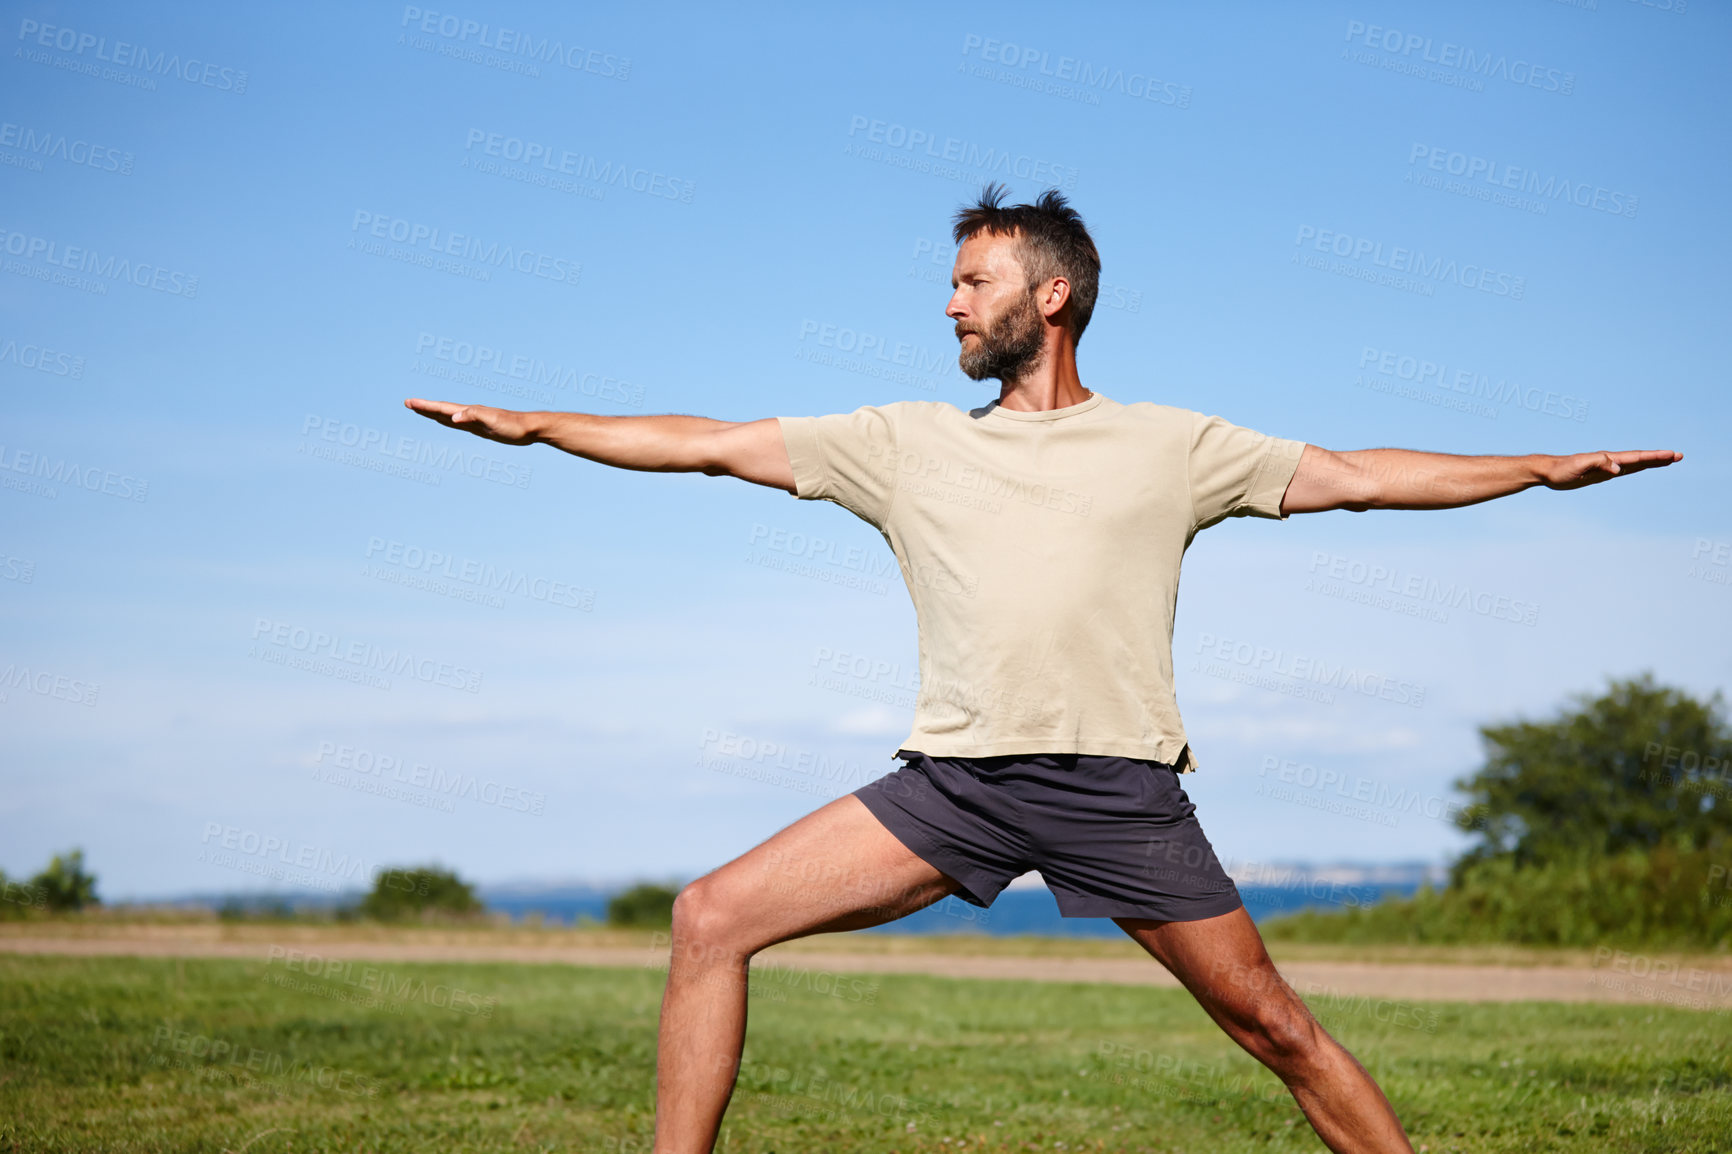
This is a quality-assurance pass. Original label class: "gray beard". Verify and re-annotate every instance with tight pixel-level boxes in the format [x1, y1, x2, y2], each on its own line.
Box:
[958, 289, 1047, 382]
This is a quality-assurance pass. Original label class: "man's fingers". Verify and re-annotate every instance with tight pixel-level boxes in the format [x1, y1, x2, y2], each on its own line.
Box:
[404, 397, 462, 416]
[1615, 449, 1682, 467]
[1616, 456, 1680, 476]
[1598, 450, 1682, 477]
[406, 398, 504, 437]
[1553, 449, 1681, 489]
[403, 398, 531, 446]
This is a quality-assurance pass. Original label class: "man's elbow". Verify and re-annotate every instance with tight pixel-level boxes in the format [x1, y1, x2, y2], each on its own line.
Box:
[690, 426, 742, 476]
[1338, 453, 1385, 510]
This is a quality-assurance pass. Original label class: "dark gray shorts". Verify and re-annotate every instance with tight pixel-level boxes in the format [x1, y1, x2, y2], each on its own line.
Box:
[853, 749, 1243, 922]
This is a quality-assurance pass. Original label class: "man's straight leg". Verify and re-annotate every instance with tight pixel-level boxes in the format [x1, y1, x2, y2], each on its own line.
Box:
[655, 793, 961, 1154]
[1116, 908, 1415, 1154]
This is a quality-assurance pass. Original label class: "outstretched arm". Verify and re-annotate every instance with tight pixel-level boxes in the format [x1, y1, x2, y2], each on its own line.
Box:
[1280, 444, 1682, 514]
[403, 399, 796, 493]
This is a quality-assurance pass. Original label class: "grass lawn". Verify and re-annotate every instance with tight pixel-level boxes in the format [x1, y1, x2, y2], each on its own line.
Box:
[1, 953, 1728, 1153]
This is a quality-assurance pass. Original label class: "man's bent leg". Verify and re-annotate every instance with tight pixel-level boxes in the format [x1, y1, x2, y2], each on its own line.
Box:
[655, 793, 961, 1154]
[1116, 908, 1414, 1154]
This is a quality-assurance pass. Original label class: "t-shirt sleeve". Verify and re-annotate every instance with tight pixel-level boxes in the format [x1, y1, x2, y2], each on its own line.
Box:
[775, 405, 899, 528]
[1188, 411, 1308, 531]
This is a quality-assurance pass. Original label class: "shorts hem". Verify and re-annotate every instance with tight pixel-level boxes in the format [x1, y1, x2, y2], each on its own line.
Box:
[1050, 885, 1244, 923]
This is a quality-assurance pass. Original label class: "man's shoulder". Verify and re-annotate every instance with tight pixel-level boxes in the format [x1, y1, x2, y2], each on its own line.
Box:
[858, 398, 976, 424]
[1113, 398, 1200, 424]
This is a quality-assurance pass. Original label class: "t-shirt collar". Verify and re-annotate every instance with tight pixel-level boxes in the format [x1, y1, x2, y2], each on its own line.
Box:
[974, 391, 1108, 422]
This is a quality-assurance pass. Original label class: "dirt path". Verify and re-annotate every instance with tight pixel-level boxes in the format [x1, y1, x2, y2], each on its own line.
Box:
[4, 927, 1728, 1010]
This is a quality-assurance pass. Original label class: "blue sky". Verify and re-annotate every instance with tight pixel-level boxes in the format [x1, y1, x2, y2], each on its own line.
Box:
[2, 0, 1727, 899]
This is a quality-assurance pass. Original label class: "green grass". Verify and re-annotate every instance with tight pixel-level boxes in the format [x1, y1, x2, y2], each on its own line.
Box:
[1, 955, 1729, 1153]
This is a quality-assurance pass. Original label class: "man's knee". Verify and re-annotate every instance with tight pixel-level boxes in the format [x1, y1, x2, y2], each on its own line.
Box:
[670, 876, 752, 962]
[1247, 997, 1323, 1071]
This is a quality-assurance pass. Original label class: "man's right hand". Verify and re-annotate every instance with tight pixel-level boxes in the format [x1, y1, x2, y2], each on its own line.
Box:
[404, 398, 542, 445]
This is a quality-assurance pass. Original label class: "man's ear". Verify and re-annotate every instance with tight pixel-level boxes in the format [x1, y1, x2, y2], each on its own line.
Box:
[1040, 276, 1072, 320]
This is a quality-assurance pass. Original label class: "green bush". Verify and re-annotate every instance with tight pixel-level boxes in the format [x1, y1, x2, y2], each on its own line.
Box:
[355, 866, 482, 922]
[28, 850, 98, 913]
[1263, 847, 1732, 951]
[607, 883, 678, 928]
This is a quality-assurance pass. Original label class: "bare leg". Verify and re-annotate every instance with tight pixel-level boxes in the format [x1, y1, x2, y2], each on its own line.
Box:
[654, 794, 960, 1154]
[1116, 908, 1414, 1154]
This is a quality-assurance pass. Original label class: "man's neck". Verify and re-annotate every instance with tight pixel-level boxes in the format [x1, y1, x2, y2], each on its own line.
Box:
[993, 339, 1088, 412]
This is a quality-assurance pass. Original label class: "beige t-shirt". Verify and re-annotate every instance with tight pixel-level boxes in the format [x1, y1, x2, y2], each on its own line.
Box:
[776, 391, 1307, 772]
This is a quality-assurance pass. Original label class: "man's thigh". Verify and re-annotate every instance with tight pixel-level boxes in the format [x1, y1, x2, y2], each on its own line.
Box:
[682, 794, 963, 954]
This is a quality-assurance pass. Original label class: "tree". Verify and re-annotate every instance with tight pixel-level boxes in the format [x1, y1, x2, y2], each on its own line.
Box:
[607, 883, 678, 928]
[29, 849, 99, 912]
[1451, 672, 1731, 876]
[356, 865, 482, 922]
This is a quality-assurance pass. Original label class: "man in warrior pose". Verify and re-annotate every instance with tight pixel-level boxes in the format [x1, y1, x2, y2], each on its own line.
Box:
[408, 185, 1678, 1153]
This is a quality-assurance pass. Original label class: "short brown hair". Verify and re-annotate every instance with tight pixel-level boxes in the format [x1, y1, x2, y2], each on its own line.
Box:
[952, 183, 1101, 343]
